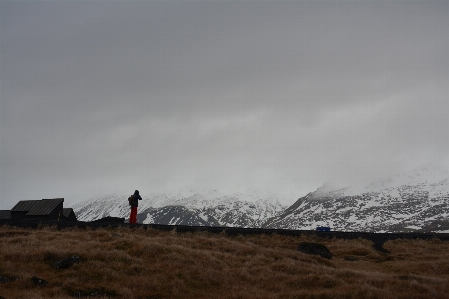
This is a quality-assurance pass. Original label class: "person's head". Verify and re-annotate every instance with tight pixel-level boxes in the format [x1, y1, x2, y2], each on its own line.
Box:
[134, 190, 139, 195]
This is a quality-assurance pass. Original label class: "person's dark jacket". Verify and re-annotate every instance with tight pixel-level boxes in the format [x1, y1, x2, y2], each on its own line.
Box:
[131, 191, 142, 207]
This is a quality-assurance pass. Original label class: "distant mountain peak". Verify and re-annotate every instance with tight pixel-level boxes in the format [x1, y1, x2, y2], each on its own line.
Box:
[70, 188, 291, 226]
[70, 166, 449, 232]
[264, 165, 449, 232]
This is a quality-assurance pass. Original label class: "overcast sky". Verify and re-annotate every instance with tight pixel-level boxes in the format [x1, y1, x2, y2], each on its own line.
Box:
[1, 0, 448, 209]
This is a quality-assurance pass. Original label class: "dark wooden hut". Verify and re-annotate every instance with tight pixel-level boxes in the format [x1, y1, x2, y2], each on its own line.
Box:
[62, 208, 77, 221]
[0, 210, 11, 220]
[10, 198, 68, 221]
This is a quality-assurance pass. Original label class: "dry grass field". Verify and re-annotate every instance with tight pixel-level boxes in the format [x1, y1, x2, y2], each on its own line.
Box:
[1, 225, 449, 299]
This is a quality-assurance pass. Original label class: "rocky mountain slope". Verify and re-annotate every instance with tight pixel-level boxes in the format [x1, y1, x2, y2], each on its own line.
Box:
[71, 165, 449, 232]
[71, 189, 290, 227]
[263, 165, 449, 232]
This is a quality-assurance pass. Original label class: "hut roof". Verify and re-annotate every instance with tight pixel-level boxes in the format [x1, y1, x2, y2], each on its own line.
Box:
[11, 198, 64, 216]
[62, 208, 74, 218]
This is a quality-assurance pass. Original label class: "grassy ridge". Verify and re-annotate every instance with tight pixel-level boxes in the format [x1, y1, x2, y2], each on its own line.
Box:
[1, 225, 449, 299]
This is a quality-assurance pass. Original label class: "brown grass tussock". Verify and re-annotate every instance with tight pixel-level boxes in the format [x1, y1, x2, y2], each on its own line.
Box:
[1, 225, 449, 299]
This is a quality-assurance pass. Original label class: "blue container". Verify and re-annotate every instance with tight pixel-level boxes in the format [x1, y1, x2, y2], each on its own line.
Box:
[316, 226, 331, 232]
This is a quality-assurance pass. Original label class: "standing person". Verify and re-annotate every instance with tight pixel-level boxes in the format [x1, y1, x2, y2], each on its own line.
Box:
[129, 190, 142, 224]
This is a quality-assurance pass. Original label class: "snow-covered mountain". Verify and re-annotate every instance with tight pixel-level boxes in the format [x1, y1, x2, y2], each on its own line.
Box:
[70, 165, 449, 232]
[71, 189, 291, 227]
[264, 165, 449, 232]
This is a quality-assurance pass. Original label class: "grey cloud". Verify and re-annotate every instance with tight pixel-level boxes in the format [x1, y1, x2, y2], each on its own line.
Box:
[1, 0, 448, 209]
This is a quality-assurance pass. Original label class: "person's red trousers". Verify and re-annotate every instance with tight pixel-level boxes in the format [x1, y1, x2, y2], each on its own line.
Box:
[129, 206, 138, 224]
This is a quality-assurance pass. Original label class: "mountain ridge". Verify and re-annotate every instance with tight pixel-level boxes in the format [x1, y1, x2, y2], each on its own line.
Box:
[71, 190, 291, 228]
[264, 165, 449, 232]
[71, 165, 449, 232]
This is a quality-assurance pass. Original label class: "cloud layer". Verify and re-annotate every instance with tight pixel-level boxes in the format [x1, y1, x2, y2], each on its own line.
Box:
[1, 1, 448, 208]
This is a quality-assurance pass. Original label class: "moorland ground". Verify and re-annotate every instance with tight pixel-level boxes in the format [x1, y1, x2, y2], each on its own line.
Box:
[1, 225, 449, 299]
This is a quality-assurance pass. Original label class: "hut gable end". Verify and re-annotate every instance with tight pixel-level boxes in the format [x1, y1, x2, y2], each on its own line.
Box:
[0, 210, 11, 220]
